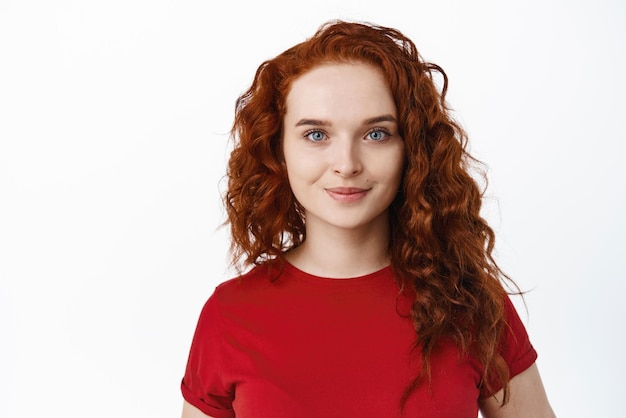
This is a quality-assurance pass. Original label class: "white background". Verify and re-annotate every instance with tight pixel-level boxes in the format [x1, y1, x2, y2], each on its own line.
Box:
[1, 0, 624, 417]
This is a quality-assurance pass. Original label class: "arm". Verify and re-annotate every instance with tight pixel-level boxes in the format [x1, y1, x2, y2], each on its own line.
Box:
[181, 400, 214, 418]
[479, 363, 555, 418]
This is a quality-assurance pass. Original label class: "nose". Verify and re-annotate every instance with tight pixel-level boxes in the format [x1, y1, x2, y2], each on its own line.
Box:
[331, 138, 362, 177]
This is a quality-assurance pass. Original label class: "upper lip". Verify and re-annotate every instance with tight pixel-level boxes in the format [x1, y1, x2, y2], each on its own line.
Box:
[325, 187, 370, 194]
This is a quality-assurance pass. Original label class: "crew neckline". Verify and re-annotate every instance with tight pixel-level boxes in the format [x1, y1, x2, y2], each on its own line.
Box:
[280, 259, 393, 286]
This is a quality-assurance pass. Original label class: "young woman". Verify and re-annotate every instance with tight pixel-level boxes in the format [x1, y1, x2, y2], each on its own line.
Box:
[180, 21, 555, 418]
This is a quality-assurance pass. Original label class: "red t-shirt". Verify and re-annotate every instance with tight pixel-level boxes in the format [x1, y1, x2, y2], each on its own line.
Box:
[181, 262, 537, 417]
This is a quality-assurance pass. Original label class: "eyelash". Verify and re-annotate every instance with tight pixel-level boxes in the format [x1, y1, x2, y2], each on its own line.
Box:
[302, 128, 392, 143]
[366, 128, 391, 142]
[303, 130, 327, 142]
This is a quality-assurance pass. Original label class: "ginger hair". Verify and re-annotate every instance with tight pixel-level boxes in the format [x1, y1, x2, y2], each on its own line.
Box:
[225, 20, 515, 406]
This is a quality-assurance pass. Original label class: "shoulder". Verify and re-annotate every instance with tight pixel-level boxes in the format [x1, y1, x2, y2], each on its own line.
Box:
[495, 294, 538, 386]
[501, 295, 537, 363]
[192, 265, 273, 333]
[208, 262, 295, 310]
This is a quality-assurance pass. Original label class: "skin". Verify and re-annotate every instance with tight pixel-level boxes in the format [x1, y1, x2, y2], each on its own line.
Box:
[480, 363, 556, 417]
[180, 62, 556, 418]
[282, 62, 405, 278]
[181, 401, 213, 418]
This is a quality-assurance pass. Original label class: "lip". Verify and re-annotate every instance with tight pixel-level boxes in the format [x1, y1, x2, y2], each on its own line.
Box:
[325, 187, 370, 203]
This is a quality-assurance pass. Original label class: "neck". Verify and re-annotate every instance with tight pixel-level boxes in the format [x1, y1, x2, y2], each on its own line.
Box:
[285, 215, 391, 278]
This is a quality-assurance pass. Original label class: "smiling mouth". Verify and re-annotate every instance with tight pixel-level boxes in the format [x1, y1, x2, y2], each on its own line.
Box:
[325, 187, 370, 203]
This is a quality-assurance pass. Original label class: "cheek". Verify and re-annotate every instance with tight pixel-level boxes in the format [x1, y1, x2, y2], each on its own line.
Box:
[373, 149, 405, 183]
[393, 147, 406, 181]
[284, 148, 324, 182]
[284, 153, 311, 186]
[282, 143, 299, 175]
[286, 161, 321, 188]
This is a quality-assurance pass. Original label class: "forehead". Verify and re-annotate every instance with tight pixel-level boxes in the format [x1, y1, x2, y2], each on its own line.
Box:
[284, 62, 396, 120]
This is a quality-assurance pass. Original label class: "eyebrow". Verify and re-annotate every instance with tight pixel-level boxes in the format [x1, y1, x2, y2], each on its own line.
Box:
[363, 114, 397, 125]
[295, 118, 330, 127]
[294, 114, 397, 127]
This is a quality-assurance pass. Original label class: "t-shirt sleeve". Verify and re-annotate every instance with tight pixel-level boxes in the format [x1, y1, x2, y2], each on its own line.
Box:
[480, 295, 538, 398]
[181, 291, 235, 418]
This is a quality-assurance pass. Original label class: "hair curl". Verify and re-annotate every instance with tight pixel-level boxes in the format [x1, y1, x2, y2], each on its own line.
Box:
[225, 20, 516, 407]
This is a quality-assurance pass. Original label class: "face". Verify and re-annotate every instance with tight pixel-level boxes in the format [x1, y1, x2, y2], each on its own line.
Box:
[282, 62, 405, 234]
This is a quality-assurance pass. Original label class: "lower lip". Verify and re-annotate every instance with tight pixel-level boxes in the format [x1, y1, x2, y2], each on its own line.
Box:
[325, 190, 369, 203]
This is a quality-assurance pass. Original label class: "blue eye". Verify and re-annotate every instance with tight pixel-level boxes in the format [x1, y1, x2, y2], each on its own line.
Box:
[367, 129, 389, 141]
[305, 131, 326, 142]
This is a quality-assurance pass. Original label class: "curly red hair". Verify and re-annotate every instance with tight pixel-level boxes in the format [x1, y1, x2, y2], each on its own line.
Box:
[225, 20, 515, 406]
